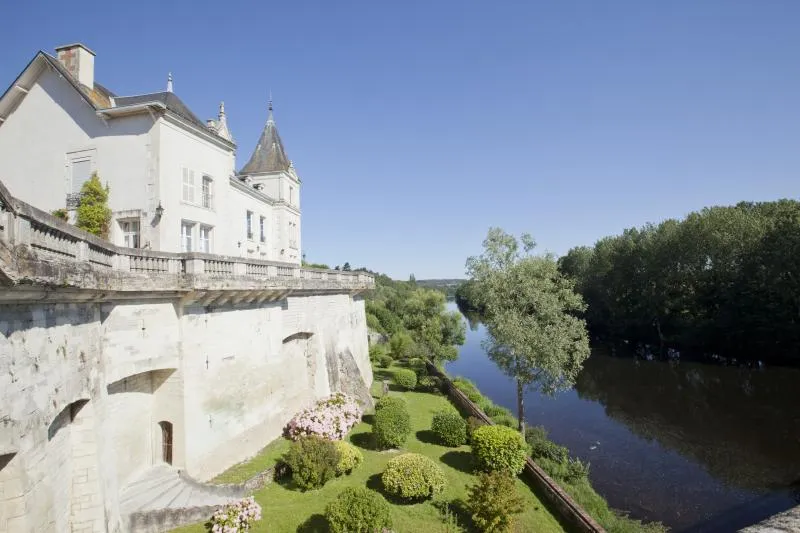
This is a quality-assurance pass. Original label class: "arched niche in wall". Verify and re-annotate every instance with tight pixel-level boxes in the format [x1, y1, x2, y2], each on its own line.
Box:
[282, 331, 314, 344]
[282, 332, 317, 390]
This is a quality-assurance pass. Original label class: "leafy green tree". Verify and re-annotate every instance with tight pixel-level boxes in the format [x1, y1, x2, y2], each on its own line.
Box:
[409, 273, 416, 284]
[76, 172, 111, 239]
[342, 262, 352, 271]
[467, 228, 590, 434]
[389, 330, 414, 359]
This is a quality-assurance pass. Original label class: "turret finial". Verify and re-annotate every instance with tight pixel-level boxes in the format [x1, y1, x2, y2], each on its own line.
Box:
[219, 101, 225, 118]
[167, 72, 173, 93]
[267, 91, 274, 122]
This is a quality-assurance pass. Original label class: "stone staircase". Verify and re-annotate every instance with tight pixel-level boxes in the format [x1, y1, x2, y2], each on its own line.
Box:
[120, 465, 243, 533]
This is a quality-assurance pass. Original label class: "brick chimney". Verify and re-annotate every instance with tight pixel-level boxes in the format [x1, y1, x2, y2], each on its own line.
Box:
[55, 43, 95, 88]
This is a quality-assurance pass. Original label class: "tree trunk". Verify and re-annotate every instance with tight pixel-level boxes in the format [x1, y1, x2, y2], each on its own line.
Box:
[517, 379, 526, 435]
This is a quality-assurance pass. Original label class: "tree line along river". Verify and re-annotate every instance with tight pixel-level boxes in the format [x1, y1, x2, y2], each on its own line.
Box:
[444, 303, 800, 533]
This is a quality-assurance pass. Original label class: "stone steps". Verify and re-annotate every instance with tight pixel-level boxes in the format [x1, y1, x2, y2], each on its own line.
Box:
[120, 464, 236, 516]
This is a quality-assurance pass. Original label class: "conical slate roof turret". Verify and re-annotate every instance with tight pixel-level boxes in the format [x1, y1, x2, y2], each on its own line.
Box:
[240, 99, 290, 174]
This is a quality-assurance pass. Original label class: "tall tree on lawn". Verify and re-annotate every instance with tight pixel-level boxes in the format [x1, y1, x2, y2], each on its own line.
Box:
[466, 227, 590, 434]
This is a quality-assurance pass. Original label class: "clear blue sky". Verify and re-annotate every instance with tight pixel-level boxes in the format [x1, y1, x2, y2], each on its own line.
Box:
[3, 1, 799, 278]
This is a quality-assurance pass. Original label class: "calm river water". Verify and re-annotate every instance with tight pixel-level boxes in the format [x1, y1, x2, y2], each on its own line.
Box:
[444, 303, 800, 532]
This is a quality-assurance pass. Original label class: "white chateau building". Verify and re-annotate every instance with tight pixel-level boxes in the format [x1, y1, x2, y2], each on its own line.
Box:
[0, 45, 373, 533]
[0, 43, 301, 263]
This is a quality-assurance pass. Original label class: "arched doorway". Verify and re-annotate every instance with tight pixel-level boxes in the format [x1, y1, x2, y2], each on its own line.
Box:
[158, 421, 173, 465]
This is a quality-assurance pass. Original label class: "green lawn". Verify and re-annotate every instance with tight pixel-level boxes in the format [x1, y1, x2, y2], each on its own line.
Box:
[173, 365, 564, 533]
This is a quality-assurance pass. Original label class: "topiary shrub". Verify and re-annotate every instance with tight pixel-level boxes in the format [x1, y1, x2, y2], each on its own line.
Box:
[407, 357, 427, 376]
[377, 354, 394, 368]
[373, 402, 411, 449]
[416, 375, 441, 393]
[393, 368, 417, 390]
[334, 440, 363, 476]
[382, 453, 447, 501]
[491, 414, 518, 429]
[471, 425, 528, 475]
[375, 395, 407, 412]
[431, 409, 467, 447]
[466, 416, 486, 443]
[467, 471, 525, 532]
[283, 435, 340, 490]
[325, 487, 392, 533]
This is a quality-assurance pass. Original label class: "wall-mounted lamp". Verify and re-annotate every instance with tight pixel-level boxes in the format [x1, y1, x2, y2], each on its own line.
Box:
[155, 202, 165, 218]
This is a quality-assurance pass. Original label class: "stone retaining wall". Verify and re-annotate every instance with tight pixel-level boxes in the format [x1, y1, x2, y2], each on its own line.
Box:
[426, 363, 606, 533]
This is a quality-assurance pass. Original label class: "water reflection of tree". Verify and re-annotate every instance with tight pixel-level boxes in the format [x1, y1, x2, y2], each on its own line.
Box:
[575, 352, 800, 490]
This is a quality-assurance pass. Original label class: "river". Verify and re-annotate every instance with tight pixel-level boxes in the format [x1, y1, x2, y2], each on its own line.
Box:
[443, 303, 800, 532]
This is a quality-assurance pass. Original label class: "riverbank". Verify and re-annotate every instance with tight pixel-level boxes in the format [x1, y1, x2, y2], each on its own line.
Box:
[446, 305, 800, 532]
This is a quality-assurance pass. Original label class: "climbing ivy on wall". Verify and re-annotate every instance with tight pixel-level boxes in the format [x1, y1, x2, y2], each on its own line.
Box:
[76, 172, 111, 239]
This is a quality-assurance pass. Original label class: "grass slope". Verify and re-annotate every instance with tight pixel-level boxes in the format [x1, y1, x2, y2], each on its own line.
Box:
[173, 365, 563, 533]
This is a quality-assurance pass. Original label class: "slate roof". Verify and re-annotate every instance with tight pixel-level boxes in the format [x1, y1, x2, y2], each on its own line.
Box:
[239, 109, 290, 175]
[115, 92, 210, 133]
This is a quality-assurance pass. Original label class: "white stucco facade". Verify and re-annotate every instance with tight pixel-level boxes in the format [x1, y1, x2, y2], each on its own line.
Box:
[0, 44, 302, 264]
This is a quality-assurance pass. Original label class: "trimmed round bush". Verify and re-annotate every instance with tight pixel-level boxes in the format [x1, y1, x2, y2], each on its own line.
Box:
[416, 375, 441, 393]
[377, 354, 394, 368]
[471, 425, 528, 475]
[375, 395, 407, 412]
[325, 487, 392, 533]
[382, 453, 447, 501]
[373, 403, 411, 449]
[393, 368, 417, 390]
[431, 409, 467, 447]
[283, 435, 340, 490]
[334, 440, 363, 476]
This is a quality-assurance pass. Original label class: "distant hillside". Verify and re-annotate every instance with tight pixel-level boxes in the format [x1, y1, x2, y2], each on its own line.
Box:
[415, 279, 465, 298]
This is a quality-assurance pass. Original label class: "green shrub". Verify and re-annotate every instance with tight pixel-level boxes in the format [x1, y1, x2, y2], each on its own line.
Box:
[564, 457, 590, 483]
[484, 404, 512, 418]
[471, 425, 528, 475]
[373, 402, 411, 449]
[431, 409, 467, 447]
[75, 173, 111, 239]
[466, 416, 486, 442]
[416, 375, 441, 393]
[525, 426, 569, 464]
[334, 440, 363, 476]
[467, 471, 525, 532]
[491, 414, 518, 429]
[283, 435, 340, 490]
[407, 357, 427, 375]
[377, 354, 394, 368]
[393, 368, 417, 390]
[51, 208, 68, 221]
[369, 343, 388, 362]
[381, 453, 447, 501]
[476, 397, 494, 413]
[389, 331, 414, 359]
[375, 395, 407, 412]
[325, 487, 392, 533]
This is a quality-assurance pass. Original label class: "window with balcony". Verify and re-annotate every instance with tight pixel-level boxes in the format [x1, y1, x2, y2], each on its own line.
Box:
[182, 168, 195, 203]
[246, 211, 254, 240]
[201, 176, 213, 209]
[119, 219, 140, 248]
[199, 225, 212, 253]
[181, 221, 195, 252]
[259, 216, 266, 243]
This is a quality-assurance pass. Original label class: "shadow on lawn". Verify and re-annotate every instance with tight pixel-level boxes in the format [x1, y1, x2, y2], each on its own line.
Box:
[415, 429, 441, 445]
[296, 513, 328, 533]
[362, 413, 375, 425]
[350, 431, 375, 450]
[440, 450, 474, 474]
[433, 498, 474, 531]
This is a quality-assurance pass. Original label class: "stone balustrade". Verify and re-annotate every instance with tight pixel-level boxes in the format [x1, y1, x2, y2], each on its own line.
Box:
[0, 179, 374, 300]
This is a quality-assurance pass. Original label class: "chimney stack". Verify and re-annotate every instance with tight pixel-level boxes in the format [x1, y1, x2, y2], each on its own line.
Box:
[55, 43, 95, 88]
